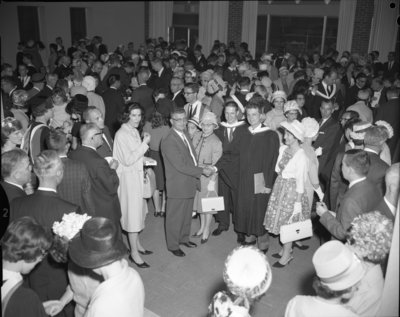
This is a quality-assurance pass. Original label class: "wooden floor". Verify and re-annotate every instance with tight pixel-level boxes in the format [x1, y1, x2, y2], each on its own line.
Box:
[131, 202, 320, 317]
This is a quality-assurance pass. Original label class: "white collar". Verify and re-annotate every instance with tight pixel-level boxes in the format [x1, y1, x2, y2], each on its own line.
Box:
[4, 180, 24, 190]
[173, 89, 182, 98]
[46, 85, 53, 90]
[158, 67, 164, 77]
[38, 187, 57, 193]
[349, 177, 366, 188]
[2, 269, 23, 302]
[83, 144, 97, 151]
[248, 124, 270, 134]
[317, 81, 336, 99]
[220, 121, 245, 128]
[384, 197, 396, 215]
[364, 147, 379, 155]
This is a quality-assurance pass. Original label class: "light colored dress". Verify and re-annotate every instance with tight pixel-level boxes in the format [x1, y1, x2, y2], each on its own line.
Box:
[192, 132, 222, 213]
[285, 295, 358, 317]
[301, 143, 320, 206]
[113, 123, 149, 232]
[264, 145, 310, 235]
[50, 102, 70, 128]
[87, 91, 106, 117]
[264, 108, 286, 130]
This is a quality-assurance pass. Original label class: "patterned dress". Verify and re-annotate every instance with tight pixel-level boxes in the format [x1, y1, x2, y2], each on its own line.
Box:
[264, 148, 310, 235]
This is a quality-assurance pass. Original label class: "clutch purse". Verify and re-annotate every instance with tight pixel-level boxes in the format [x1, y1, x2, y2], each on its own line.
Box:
[201, 191, 225, 214]
[143, 168, 156, 199]
[280, 210, 312, 244]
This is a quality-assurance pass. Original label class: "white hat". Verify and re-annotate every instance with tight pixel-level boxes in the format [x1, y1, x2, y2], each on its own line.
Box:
[301, 117, 319, 138]
[200, 112, 218, 129]
[312, 241, 365, 291]
[82, 76, 96, 92]
[283, 100, 300, 114]
[280, 120, 305, 142]
[262, 53, 273, 62]
[271, 90, 287, 103]
[223, 246, 272, 299]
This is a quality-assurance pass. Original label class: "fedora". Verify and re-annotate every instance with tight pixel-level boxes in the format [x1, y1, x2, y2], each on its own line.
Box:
[69, 217, 128, 269]
[312, 241, 365, 291]
[280, 120, 305, 142]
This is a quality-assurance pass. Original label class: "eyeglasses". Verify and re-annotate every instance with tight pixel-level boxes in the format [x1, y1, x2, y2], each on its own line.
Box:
[184, 91, 195, 96]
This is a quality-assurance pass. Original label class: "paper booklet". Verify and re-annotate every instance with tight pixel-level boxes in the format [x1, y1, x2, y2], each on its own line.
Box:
[254, 173, 266, 194]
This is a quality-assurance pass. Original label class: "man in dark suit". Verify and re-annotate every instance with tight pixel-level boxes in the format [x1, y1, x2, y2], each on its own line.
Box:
[68, 123, 121, 226]
[313, 100, 342, 190]
[11, 150, 79, 317]
[383, 51, 399, 78]
[101, 74, 125, 138]
[370, 77, 387, 116]
[375, 88, 400, 162]
[317, 150, 382, 241]
[160, 108, 212, 257]
[148, 58, 172, 92]
[364, 126, 390, 195]
[0, 149, 30, 203]
[83, 106, 114, 158]
[344, 73, 368, 109]
[213, 101, 248, 236]
[47, 129, 96, 215]
[54, 55, 72, 79]
[1, 76, 18, 115]
[100, 55, 130, 94]
[132, 68, 155, 121]
[374, 163, 399, 222]
[169, 77, 186, 109]
[16, 64, 33, 90]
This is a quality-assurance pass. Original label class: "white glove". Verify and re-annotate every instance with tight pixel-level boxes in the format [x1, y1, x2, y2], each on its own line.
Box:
[207, 180, 216, 191]
[315, 186, 324, 202]
[293, 202, 302, 215]
[315, 147, 323, 157]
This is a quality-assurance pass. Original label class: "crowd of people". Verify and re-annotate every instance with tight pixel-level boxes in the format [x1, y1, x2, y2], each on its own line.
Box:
[1, 33, 399, 317]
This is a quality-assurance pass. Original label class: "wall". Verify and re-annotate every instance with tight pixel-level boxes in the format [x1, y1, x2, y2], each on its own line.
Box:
[351, 0, 374, 54]
[0, 2, 145, 67]
[227, 1, 244, 45]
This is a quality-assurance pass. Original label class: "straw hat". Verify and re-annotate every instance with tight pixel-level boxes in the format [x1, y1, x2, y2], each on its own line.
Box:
[283, 100, 301, 114]
[271, 90, 287, 103]
[187, 118, 201, 130]
[280, 120, 305, 142]
[200, 112, 218, 129]
[312, 240, 365, 291]
[82, 76, 96, 92]
[69, 217, 128, 269]
[223, 246, 272, 299]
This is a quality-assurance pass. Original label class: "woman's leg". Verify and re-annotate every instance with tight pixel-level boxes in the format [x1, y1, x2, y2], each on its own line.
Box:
[196, 213, 205, 235]
[279, 242, 293, 264]
[203, 213, 212, 239]
[153, 189, 161, 216]
[128, 232, 144, 264]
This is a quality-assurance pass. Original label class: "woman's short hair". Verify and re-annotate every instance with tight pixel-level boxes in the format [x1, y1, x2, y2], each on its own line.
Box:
[1, 149, 28, 179]
[312, 277, 353, 303]
[51, 87, 68, 102]
[150, 111, 168, 129]
[119, 103, 145, 129]
[12, 89, 29, 105]
[1, 117, 23, 146]
[1, 217, 52, 263]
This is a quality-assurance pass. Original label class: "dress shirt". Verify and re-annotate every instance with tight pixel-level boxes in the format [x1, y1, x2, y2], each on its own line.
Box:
[348, 176, 366, 189]
[364, 148, 379, 155]
[1, 269, 23, 301]
[371, 89, 382, 108]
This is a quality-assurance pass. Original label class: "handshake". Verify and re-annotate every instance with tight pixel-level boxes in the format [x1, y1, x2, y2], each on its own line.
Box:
[202, 165, 217, 177]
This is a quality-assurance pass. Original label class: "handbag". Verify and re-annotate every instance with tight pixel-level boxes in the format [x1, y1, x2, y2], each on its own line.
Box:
[143, 168, 156, 199]
[279, 209, 312, 244]
[201, 190, 225, 214]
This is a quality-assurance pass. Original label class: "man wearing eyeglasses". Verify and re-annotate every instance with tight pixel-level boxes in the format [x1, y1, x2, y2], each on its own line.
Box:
[183, 83, 210, 122]
[161, 108, 214, 257]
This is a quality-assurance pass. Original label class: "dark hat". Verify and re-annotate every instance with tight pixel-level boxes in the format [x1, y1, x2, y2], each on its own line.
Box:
[68, 217, 128, 269]
[32, 98, 54, 117]
[31, 72, 46, 83]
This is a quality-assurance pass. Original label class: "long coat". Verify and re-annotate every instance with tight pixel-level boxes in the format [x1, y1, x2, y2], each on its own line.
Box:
[236, 126, 280, 236]
[113, 123, 149, 232]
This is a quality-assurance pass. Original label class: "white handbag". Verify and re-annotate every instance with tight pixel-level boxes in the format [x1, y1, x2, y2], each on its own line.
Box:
[201, 191, 225, 214]
[279, 209, 312, 244]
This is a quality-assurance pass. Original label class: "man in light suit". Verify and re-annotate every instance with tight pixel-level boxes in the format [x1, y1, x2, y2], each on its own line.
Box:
[317, 149, 382, 241]
[161, 108, 213, 257]
[68, 123, 121, 226]
[183, 83, 210, 122]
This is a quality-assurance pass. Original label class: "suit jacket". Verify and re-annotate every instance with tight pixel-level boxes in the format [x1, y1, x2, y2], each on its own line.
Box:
[313, 116, 342, 182]
[68, 145, 121, 224]
[102, 66, 130, 93]
[132, 84, 155, 121]
[375, 98, 400, 158]
[58, 157, 96, 216]
[374, 198, 395, 222]
[17, 76, 33, 91]
[383, 61, 399, 77]
[0, 181, 26, 203]
[10, 190, 80, 303]
[365, 150, 389, 196]
[101, 87, 125, 137]
[344, 85, 361, 108]
[307, 82, 344, 119]
[215, 123, 249, 189]
[320, 179, 382, 241]
[97, 126, 114, 158]
[170, 90, 186, 109]
[147, 68, 173, 92]
[160, 129, 203, 199]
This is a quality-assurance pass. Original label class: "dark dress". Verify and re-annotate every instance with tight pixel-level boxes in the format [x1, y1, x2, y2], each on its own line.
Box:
[235, 126, 280, 236]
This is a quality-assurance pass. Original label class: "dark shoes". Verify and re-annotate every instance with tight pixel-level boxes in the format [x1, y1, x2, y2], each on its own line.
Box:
[129, 256, 150, 268]
[237, 233, 245, 244]
[212, 227, 228, 236]
[181, 241, 197, 248]
[170, 249, 186, 257]
[272, 256, 294, 268]
[201, 237, 209, 244]
[138, 250, 153, 255]
[154, 211, 165, 217]
[293, 242, 309, 250]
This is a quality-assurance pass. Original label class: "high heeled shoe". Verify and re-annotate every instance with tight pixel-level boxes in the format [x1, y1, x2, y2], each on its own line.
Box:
[293, 242, 309, 250]
[129, 256, 150, 268]
[272, 256, 294, 268]
[138, 250, 153, 255]
[272, 249, 293, 259]
[201, 234, 210, 244]
[154, 211, 160, 217]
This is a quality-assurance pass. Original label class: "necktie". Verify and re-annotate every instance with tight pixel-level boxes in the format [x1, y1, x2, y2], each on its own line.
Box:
[182, 134, 197, 165]
[282, 79, 289, 95]
[227, 127, 233, 142]
[189, 104, 194, 118]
